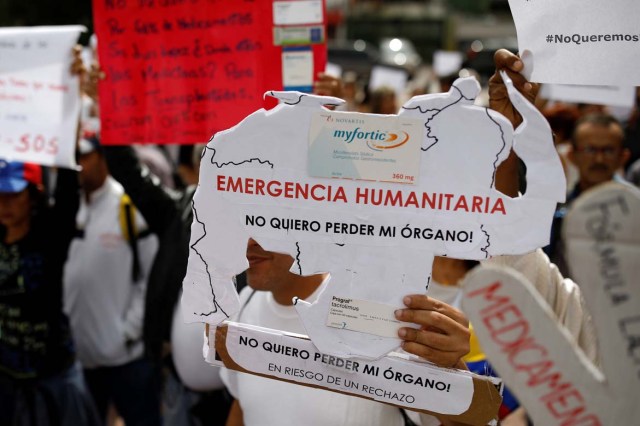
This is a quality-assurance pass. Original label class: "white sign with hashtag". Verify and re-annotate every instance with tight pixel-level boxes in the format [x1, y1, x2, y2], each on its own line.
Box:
[509, 0, 640, 86]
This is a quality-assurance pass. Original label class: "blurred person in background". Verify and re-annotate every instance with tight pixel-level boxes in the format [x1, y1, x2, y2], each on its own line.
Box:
[0, 160, 100, 425]
[624, 88, 640, 184]
[546, 113, 631, 277]
[79, 47, 238, 424]
[63, 132, 162, 426]
[542, 102, 581, 191]
[368, 85, 398, 114]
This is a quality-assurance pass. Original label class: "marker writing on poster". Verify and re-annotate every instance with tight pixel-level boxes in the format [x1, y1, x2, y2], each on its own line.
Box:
[94, 0, 271, 143]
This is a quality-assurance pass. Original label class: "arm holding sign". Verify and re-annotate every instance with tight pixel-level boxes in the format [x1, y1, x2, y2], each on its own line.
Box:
[490, 50, 540, 198]
[104, 145, 195, 361]
[486, 249, 598, 363]
[392, 51, 543, 426]
[225, 400, 243, 426]
[395, 297, 473, 426]
[104, 146, 185, 234]
[484, 51, 598, 361]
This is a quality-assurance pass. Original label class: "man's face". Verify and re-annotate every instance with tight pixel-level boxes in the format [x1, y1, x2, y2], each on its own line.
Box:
[570, 122, 629, 190]
[78, 151, 108, 194]
[0, 189, 31, 230]
[245, 238, 296, 292]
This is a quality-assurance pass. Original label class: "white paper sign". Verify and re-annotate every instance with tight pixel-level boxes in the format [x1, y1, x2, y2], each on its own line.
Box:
[282, 47, 314, 92]
[0, 26, 85, 169]
[324, 62, 342, 78]
[540, 84, 636, 108]
[325, 296, 411, 338]
[509, 0, 640, 86]
[217, 322, 478, 415]
[369, 66, 408, 97]
[182, 73, 566, 359]
[433, 51, 463, 77]
[273, 0, 323, 25]
[462, 181, 640, 425]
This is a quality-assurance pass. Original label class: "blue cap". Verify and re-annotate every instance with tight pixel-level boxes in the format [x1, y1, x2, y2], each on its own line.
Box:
[0, 160, 42, 193]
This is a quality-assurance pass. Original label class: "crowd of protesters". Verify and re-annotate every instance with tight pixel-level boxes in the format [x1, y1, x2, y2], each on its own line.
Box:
[0, 31, 637, 426]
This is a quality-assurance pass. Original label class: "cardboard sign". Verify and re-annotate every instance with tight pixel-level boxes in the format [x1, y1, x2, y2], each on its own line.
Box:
[92, 0, 326, 145]
[0, 26, 85, 169]
[461, 182, 640, 425]
[182, 72, 566, 359]
[211, 322, 503, 426]
[509, 0, 640, 86]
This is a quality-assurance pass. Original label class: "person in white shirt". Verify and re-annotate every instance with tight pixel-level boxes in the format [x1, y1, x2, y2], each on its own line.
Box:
[63, 134, 161, 426]
[221, 238, 471, 426]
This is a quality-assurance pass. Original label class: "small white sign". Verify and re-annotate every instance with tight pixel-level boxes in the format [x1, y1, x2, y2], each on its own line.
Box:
[540, 84, 636, 108]
[0, 26, 85, 169]
[324, 62, 342, 78]
[273, 0, 323, 25]
[369, 66, 408, 97]
[282, 47, 314, 91]
[433, 51, 463, 77]
[326, 296, 410, 338]
[509, 0, 640, 85]
[308, 111, 423, 184]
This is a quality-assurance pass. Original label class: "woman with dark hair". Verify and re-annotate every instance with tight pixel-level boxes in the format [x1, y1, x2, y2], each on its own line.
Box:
[0, 160, 99, 425]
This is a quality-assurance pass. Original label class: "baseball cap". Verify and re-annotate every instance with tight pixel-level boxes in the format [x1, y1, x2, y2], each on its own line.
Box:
[0, 160, 43, 193]
[78, 117, 102, 155]
[78, 133, 101, 155]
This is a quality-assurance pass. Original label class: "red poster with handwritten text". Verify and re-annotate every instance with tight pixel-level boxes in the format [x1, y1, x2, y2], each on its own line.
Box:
[93, 0, 326, 144]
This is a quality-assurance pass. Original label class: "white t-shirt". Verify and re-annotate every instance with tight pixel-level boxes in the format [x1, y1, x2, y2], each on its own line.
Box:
[63, 176, 158, 368]
[220, 284, 405, 426]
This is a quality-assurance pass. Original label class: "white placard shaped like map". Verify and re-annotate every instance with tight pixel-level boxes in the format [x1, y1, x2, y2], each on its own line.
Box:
[182, 72, 566, 359]
[509, 0, 640, 86]
[461, 181, 640, 425]
[0, 26, 85, 169]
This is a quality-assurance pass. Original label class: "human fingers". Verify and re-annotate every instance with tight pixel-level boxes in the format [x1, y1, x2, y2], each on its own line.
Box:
[89, 62, 106, 81]
[398, 326, 468, 353]
[70, 44, 86, 76]
[493, 49, 524, 74]
[397, 324, 470, 367]
[400, 341, 463, 368]
[399, 295, 468, 328]
[492, 49, 541, 96]
[395, 296, 470, 366]
[396, 309, 470, 356]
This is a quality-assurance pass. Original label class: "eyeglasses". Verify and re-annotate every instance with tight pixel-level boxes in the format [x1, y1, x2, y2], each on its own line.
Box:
[575, 146, 621, 158]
